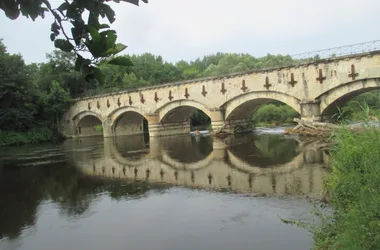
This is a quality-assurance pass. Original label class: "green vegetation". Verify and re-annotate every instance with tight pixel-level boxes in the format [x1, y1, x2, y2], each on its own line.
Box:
[0, 128, 55, 147]
[252, 103, 299, 126]
[2, 34, 380, 146]
[94, 125, 103, 133]
[333, 91, 380, 122]
[1, 0, 148, 83]
[314, 124, 380, 249]
[0, 38, 301, 145]
[0, 40, 73, 146]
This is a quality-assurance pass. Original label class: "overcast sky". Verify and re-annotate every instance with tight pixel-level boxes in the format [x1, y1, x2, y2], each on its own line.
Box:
[1, 0, 380, 64]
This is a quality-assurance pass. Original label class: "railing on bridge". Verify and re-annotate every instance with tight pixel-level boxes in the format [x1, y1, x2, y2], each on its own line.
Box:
[290, 40, 380, 62]
[256, 40, 380, 72]
[76, 40, 380, 99]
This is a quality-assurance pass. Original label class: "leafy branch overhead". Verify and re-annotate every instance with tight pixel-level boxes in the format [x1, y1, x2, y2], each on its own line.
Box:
[0, 0, 148, 83]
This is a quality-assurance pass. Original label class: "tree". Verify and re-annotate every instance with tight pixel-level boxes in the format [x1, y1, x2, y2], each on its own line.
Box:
[40, 81, 73, 134]
[0, 40, 36, 131]
[1, 0, 148, 83]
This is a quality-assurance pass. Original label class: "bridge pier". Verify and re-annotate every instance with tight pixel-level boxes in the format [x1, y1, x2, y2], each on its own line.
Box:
[300, 101, 321, 121]
[212, 138, 228, 160]
[61, 120, 76, 138]
[210, 109, 253, 133]
[212, 119, 253, 133]
[103, 118, 114, 137]
[149, 121, 191, 137]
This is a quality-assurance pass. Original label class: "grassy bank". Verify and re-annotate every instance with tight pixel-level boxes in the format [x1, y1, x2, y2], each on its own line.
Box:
[314, 126, 380, 249]
[0, 128, 56, 146]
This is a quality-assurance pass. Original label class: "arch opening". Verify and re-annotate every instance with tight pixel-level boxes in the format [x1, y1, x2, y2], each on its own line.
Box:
[76, 115, 103, 137]
[113, 111, 149, 136]
[227, 99, 300, 126]
[161, 106, 211, 131]
[321, 88, 380, 122]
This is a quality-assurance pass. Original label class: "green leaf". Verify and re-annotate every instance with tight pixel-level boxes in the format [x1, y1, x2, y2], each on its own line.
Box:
[74, 55, 85, 71]
[50, 33, 56, 42]
[88, 25, 101, 41]
[102, 30, 117, 52]
[88, 13, 100, 29]
[86, 40, 105, 58]
[108, 57, 134, 67]
[99, 24, 110, 29]
[2, 3, 20, 20]
[102, 4, 116, 23]
[113, 43, 127, 54]
[121, 0, 149, 6]
[105, 43, 127, 56]
[92, 67, 105, 85]
[57, 2, 69, 12]
[54, 39, 74, 52]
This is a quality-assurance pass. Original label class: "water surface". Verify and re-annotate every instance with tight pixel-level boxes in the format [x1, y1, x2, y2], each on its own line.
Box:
[0, 131, 329, 250]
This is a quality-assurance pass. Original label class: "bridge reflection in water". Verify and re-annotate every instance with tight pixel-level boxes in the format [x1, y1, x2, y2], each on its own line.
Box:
[70, 133, 330, 197]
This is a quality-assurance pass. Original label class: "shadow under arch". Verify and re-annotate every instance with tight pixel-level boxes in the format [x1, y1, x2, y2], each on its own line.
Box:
[156, 99, 212, 124]
[73, 111, 103, 137]
[222, 91, 301, 121]
[105, 136, 152, 168]
[227, 150, 305, 175]
[225, 134, 301, 172]
[317, 78, 380, 118]
[108, 107, 149, 136]
[157, 135, 214, 170]
[72, 110, 103, 125]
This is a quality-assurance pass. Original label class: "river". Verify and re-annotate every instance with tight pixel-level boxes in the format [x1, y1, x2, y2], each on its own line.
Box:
[0, 129, 330, 250]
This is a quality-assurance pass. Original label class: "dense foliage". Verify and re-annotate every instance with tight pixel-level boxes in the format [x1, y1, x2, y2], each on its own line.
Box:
[2, 36, 380, 145]
[1, 0, 148, 83]
[252, 103, 300, 126]
[314, 125, 380, 249]
[334, 91, 380, 122]
[0, 40, 73, 145]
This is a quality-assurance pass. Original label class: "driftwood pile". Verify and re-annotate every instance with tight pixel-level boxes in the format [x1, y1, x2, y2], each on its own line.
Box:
[284, 118, 341, 137]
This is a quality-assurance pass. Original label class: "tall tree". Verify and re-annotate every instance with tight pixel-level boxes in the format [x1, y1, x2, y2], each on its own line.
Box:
[0, 40, 35, 131]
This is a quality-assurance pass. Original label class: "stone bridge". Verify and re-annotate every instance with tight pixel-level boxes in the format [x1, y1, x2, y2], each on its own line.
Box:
[61, 46, 380, 137]
[70, 136, 329, 197]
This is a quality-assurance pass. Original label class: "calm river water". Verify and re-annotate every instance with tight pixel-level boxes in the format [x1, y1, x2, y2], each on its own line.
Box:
[0, 129, 330, 250]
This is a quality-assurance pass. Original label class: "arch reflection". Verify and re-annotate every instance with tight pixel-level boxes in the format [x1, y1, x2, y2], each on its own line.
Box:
[73, 134, 329, 197]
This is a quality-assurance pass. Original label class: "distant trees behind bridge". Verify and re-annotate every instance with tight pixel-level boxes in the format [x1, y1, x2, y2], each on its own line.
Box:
[1, 38, 380, 145]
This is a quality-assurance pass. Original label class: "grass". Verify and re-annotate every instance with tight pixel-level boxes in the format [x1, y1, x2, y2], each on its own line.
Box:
[0, 127, 56, 146]
[312, 107, 380, 249]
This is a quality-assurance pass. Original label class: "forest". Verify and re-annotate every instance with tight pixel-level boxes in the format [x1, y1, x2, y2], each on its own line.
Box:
[1, 38, 380, 146]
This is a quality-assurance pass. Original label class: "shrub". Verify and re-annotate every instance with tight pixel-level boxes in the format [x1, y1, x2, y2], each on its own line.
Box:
[252, 104, 299, 125]
[314, 126, 380, 249]
[0, 127, 55, 146]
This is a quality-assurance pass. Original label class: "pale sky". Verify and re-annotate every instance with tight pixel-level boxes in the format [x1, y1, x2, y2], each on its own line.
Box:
[1, 0, 380, 64]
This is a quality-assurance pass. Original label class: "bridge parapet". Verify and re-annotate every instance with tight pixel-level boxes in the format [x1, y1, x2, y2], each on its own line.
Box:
[62, 41, 380, 138]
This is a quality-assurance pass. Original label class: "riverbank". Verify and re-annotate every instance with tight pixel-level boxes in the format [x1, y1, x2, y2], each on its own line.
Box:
[0, 128, 55, 147]
[313, 126, 380, 249]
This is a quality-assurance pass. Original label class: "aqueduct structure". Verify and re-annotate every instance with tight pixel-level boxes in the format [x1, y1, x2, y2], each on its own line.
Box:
[62, 42, 380, 138]
[70, 135, 329, 197]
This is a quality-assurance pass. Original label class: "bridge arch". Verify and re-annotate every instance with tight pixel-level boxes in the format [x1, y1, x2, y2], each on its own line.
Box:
[318, 78, 380, 118]
[72, 111, 103, 137]
[108, 107, 149, 136]
[156, 99, 212, 123]
[223, 91, 301, 121]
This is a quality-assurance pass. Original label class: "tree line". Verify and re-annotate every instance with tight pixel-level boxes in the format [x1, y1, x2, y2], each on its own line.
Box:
[1, 38, 380, 145]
